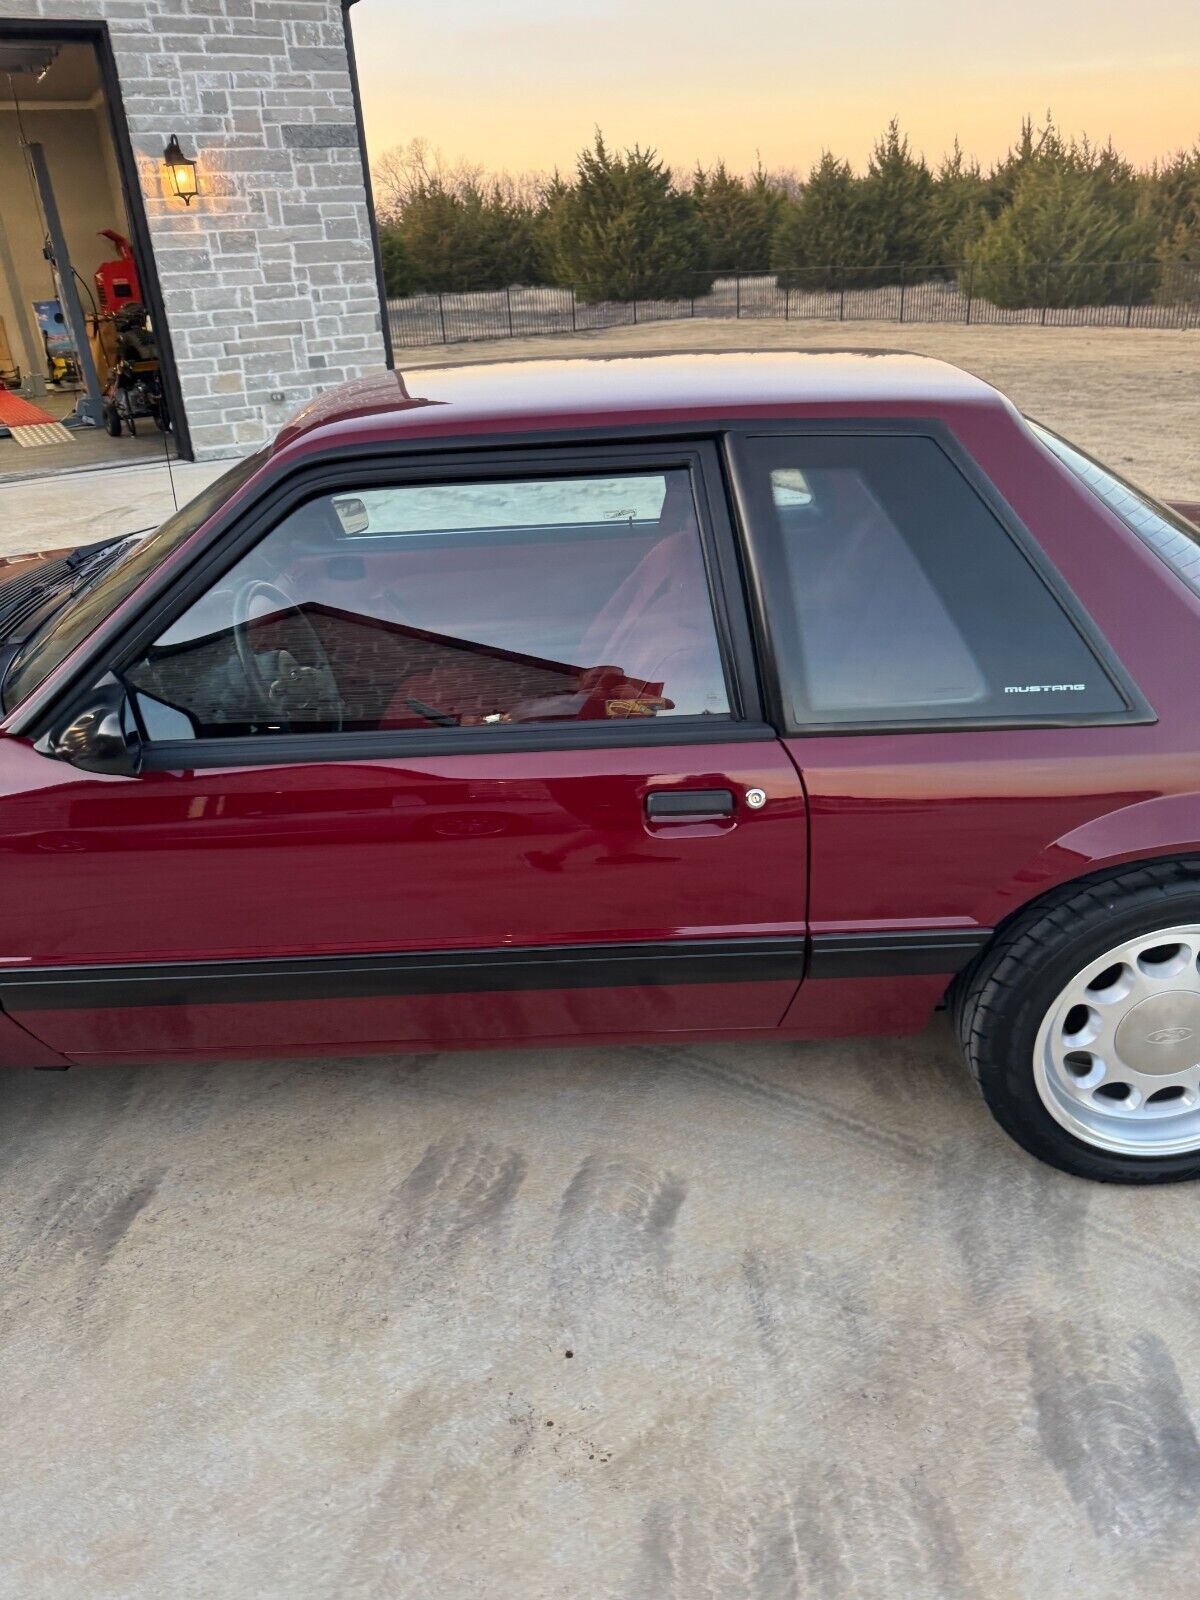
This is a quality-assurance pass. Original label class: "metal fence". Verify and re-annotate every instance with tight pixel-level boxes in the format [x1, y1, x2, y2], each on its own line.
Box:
[389, 262, 1200, 348]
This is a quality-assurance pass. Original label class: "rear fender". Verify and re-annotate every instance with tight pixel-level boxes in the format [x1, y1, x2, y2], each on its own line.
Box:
[981, 791, 1200, 928]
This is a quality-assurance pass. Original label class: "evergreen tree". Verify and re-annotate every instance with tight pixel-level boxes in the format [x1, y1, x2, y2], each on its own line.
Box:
[549, 132, 712, 301]
[1149, 147, 1200, 303]
[474, 186, 544, 285]
[983, 116, 1063, 217]
[377, 223, 417, 297]
[392, 179, 542, 292]
[1150, 144, 1200, 252]
[692, 160, 776, 271]
[1155, 224, 1200, 305]
[390, 180, 474, 291]
[968, 152, 1158, 308]
[533, 170, 571, 283]
[748, 158, 787, 256]
[930, 140, 988, 262]
[770, 152, 867, 290]
[857, 118, 936, 277]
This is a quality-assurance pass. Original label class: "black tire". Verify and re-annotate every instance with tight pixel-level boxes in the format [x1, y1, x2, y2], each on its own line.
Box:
[103, 401, 122, 437]
[958, 859, 1200, 1183]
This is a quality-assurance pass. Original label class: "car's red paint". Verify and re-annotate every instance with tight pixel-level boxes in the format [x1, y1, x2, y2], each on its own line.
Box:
[0, 1005, 70, 1069]
[0, 737, 807, 1057]
[782, 972, 950, 1040]
[0, 351, 1196, 1069]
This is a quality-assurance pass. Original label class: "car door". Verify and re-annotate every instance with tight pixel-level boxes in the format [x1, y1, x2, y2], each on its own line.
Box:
[724, 425, 1151, 1036]
[0, 442, 808, 1061]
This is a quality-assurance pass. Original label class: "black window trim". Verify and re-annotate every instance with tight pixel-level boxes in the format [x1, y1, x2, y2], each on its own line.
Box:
[19, 438, 767, 769]
[722, 418, 1154, 736]
[10, 414, 1154, 761]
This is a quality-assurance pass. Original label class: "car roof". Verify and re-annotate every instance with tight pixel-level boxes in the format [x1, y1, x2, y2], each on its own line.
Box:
[272, 349, 1006, 456]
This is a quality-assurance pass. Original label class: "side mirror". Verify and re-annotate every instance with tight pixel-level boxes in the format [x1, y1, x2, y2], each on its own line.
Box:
[48, 683, 142, 776]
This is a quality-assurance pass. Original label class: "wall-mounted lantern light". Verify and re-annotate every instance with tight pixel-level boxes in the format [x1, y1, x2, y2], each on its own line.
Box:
[162, 134, 199, 205]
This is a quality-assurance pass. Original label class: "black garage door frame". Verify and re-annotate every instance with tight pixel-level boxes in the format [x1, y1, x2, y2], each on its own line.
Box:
[0, 16, 194, 460]
[343, 0, 394, 371]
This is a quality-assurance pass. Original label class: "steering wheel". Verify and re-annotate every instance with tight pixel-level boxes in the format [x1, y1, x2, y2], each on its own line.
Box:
[232, 578, 344, 730]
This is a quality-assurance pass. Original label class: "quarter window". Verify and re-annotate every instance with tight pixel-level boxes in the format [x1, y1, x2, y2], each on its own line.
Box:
[123, 467, 732, 740]
[739, 435, 1124, 727]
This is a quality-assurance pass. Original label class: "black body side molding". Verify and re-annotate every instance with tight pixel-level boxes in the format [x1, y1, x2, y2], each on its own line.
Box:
[0, 938, 808, 1011]
[807, 928, 992, 979]
[0, 929, 991, 1012]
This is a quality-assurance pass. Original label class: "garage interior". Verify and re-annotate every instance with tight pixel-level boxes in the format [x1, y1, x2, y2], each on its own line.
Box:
[0, 38, 179, 480]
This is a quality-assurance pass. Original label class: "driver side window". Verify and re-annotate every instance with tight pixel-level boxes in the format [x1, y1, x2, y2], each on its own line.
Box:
[123, 466, 732, 741]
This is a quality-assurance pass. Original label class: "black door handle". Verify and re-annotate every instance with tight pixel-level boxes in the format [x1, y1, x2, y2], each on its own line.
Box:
[646, 788, 735, 818]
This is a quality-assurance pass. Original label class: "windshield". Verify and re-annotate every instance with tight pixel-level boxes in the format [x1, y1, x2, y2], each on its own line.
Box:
[1028, 420, 1200, 596]
[2, 450, 267, 715]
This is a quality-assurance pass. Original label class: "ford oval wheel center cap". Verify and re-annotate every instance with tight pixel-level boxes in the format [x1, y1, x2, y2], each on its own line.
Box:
[1114, 994, 1200, 1075]
[1035, 927, 1200, 1157]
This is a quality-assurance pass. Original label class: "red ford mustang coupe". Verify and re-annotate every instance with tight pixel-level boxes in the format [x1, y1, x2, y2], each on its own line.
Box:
[2, 350, 1199, 1183]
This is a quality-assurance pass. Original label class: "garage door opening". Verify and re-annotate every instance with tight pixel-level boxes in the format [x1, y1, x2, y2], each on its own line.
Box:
[0, 33, 186, 480]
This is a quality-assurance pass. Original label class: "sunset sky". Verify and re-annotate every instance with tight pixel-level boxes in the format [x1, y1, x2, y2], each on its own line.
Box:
[349, 0, 1200, 179]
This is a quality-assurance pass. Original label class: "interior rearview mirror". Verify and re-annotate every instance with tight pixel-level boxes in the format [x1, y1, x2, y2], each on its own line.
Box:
[47, 683, 142, 777]
[332, 495, 371, 535]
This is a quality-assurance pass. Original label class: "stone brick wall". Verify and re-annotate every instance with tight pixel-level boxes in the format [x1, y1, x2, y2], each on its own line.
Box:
[0, 0, 389, 458]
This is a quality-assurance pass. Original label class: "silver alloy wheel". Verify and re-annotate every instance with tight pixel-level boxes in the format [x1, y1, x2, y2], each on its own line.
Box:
[1034, 924, 1200, 1156]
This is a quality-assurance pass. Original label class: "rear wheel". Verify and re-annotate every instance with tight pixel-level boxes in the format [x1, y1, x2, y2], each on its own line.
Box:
[958, 862, 1200, 1182]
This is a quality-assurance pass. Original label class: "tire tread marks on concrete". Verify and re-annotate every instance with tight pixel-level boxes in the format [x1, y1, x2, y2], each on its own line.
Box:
[393, 1139, 528, 1250]
[1028, 1318, 1200, 1542]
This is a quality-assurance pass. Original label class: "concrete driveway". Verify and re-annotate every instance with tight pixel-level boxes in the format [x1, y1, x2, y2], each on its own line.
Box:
[3, 1025, 1200, 1597]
